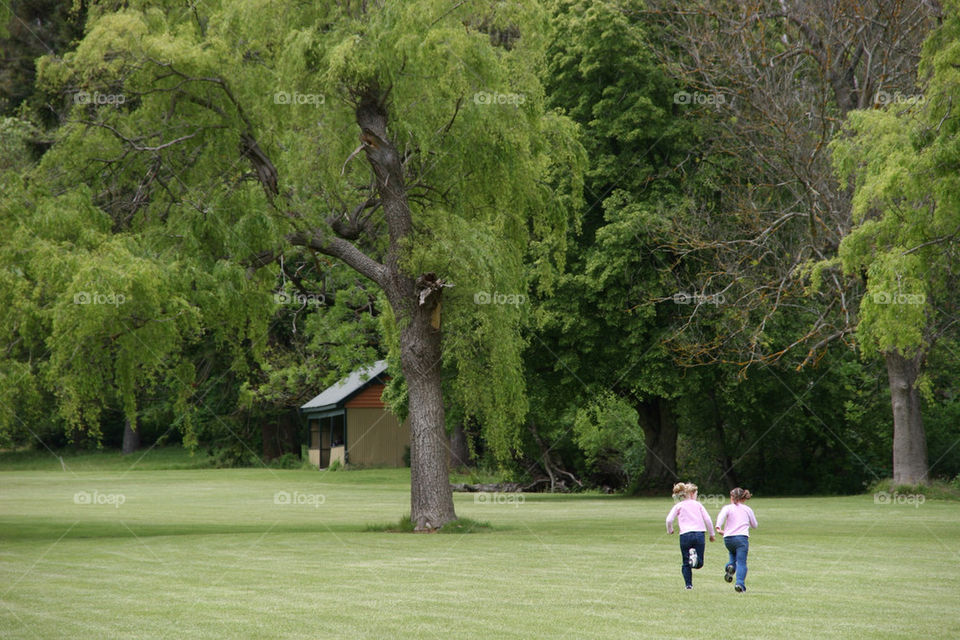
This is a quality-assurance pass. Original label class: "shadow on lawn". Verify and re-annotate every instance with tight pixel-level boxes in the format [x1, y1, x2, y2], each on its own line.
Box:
[0, 518, 374, 541]
[363, 515, 492, 534]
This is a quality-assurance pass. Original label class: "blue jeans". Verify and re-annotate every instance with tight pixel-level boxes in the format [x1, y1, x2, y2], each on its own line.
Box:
[679, 531, 705, 587]
[724, 535, 749, 588]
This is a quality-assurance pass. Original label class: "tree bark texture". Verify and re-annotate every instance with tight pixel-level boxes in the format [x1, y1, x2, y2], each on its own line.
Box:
[355, 90, 457, 530]
[121, 418, 140, 455]
[885, 350, 929, 485]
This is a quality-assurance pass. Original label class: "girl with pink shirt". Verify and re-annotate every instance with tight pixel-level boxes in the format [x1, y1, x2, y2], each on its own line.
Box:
[665, 482, 715, 589]
[715, 487, 758, 593]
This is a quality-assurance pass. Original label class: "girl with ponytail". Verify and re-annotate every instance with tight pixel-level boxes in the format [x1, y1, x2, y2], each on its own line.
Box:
[715, 487, 758, 592]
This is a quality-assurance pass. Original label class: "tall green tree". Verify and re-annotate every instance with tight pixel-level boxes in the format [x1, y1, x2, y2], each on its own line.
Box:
[29, 0, 581, 528]
[827, 1, 960, 483]
[644, 0, 938, 368]
[533, 0, 690, 490]
[640, 0, 942, 488]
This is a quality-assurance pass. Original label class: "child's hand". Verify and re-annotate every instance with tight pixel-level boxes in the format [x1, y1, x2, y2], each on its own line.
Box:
[715, 526, 723, 534]
[709, 535, 716, 542]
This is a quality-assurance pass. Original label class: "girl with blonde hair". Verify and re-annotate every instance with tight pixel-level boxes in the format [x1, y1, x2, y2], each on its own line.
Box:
[665, 482, 715, 589]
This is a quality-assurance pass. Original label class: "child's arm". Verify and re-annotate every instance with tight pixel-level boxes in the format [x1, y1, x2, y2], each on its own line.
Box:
[699, 503, 714, 530]
[748, 506, 758, 529]
[715, 505, 727, 533]
[700, 503, 716, 540]
[665, 504, 679, 534]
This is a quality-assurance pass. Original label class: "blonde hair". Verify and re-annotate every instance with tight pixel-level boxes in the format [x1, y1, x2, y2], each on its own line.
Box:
[672, 482, 698, 499]
[730, 487, 752, 502]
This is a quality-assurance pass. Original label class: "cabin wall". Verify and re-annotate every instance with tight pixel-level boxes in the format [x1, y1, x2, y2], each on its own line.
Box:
[344, 383, 388, 408]
[346, 408, 410, 467]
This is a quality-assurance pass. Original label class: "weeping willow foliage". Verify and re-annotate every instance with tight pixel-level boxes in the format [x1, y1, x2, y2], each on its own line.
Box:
[2, 0, 584, 458]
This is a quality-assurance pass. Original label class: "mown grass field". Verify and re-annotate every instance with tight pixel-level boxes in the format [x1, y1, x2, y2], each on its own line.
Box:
[1, 448, 959, 639]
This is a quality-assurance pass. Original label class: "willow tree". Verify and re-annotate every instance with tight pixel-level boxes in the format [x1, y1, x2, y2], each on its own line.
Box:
[826, 1, 960, 484]
[37, 0, 581, 528]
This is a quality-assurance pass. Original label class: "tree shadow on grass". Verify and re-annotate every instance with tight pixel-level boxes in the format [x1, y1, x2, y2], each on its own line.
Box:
[0, 517, 373, 541]
[363, 515, 493, 533]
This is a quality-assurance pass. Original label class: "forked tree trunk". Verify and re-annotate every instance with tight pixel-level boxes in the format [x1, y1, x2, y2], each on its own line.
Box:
[885, 350, 928, 485]
[356, 92, 457, 531]
[121, 418, 140, 455]
[257, 83, 459, 530]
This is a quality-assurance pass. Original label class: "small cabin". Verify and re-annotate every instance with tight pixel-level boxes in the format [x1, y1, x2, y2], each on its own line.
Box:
[300, 361, 410, 468]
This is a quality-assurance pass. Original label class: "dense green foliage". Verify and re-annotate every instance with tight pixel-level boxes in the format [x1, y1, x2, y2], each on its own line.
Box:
[829, 1, 960, 361]
[1, 0, 959, 493]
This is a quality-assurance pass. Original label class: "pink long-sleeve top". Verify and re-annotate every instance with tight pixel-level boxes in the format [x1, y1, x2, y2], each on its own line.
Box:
[665, 499, 714, 534]
[715, 503, 758, 537]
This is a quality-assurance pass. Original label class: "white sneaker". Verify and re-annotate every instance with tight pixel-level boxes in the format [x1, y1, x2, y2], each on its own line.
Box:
[688, 548, 698, 568]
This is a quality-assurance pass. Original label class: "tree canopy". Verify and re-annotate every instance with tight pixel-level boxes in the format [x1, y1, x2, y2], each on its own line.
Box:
[1, 0, 959, 501]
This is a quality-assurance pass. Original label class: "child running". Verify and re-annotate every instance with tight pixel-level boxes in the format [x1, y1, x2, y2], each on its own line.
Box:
[665, 482, 715, 589]
[715, 487, 758, 593]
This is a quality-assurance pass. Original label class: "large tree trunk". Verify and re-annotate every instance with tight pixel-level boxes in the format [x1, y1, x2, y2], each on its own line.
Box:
[635, 397, 678, 490]
[121, 418, 140, 455]
[885, 350, 928, 485]
[356, 91, 456, 531]
[398, 290, 457, 530]
[250, 83, 458, 529]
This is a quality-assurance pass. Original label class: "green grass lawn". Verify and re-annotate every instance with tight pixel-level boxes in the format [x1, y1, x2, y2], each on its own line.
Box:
[2, 449, 959, 639]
